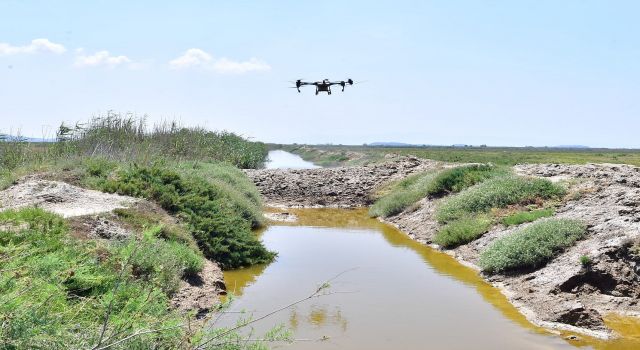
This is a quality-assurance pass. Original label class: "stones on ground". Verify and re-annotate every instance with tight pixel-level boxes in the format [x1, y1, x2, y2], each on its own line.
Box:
[245, 156, 439, 207]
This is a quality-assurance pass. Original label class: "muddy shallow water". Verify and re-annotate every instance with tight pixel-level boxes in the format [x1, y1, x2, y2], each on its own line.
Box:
[221, 209, 640, 349]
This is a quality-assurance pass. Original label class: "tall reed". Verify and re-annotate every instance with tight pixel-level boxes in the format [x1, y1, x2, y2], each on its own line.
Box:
[0, 112, 268, 170]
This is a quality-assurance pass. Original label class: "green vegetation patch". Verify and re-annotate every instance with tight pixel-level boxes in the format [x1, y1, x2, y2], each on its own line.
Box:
[479, 218, 586, 273]
[369, 164, 504, 218]
[0, 114, 269, 172]
[0, 208, 184, 348]
[99, 164, 275, 269]
[369, 172, 438, 217]
[427, 164, 504, 196]
[433, 215, 492, 248]
[282, 144, 640, 168]
[114, 225, 204, 294]
[175, 161, 265, 228]
[437, 176, 566, 223]
[502, 208, 555, 227]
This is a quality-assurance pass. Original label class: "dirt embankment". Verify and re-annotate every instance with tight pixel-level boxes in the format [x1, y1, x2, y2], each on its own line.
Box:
[250, 160, 640, 338]
[0, 176, 225, 317]
[387, 163, 640, 338]
[245, 156, 440, 207]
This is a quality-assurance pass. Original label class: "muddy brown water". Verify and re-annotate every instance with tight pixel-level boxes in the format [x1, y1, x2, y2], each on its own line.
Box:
[219, 208, 640, 349]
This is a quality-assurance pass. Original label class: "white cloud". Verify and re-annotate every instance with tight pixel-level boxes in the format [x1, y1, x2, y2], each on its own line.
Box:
[74, 50, 132, 68]
[169, 48, 271, 74]
[0, 38, 66, 56]
[169, 48, 212, 69]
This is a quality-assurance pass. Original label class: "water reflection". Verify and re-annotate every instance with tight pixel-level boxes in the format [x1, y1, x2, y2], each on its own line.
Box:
[265, 150, 320, 169]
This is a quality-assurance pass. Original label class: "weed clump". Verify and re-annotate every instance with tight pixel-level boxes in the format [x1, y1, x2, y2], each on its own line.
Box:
[502, 208, 555, 226]
[437, 176, 566, 223]
[433, 215, 492, 248]
[579, 255, 592, 267]
[479, 218, 586, 273]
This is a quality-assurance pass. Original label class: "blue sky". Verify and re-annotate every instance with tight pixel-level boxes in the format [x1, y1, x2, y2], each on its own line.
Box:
[1, 1, 639, 147]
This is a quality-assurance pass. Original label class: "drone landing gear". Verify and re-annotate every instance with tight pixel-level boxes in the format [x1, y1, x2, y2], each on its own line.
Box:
[315, 88, 318, 95]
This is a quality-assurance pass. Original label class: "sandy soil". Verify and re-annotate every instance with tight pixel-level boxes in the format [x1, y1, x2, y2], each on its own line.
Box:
[0, 177, 139, 217]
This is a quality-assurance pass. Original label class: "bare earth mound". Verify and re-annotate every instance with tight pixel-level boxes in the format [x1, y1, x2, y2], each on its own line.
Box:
[387, 163, 640, 338]
[0, 177, 139, 218]
[245, 156, 440, 207]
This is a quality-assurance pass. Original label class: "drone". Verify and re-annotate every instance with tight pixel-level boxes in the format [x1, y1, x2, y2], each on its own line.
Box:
[291, 78, 354, 95]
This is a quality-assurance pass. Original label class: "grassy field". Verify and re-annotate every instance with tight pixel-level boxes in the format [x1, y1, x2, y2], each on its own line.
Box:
[279, 144, 640, 167]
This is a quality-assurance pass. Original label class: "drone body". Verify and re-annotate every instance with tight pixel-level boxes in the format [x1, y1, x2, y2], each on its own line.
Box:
[292, 78, 354, 95]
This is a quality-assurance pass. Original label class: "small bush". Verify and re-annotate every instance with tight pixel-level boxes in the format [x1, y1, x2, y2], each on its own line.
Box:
[502, 208, 554, 226]
[437, 176, 566, 223]
[433, 216, 492, 248]
[479, 218, 586, 273]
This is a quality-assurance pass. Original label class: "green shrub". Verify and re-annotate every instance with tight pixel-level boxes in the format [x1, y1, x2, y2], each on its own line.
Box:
[502, 208, 555, 226]
[427, 164, 504, 196]
[100, 164, 275, 269]
[433, 216, 492, 248]
[437, 176, 566, 223]
[175, 162, 264, 228]
[83, 157, 118, 177]
[479, 218, 586, 273]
